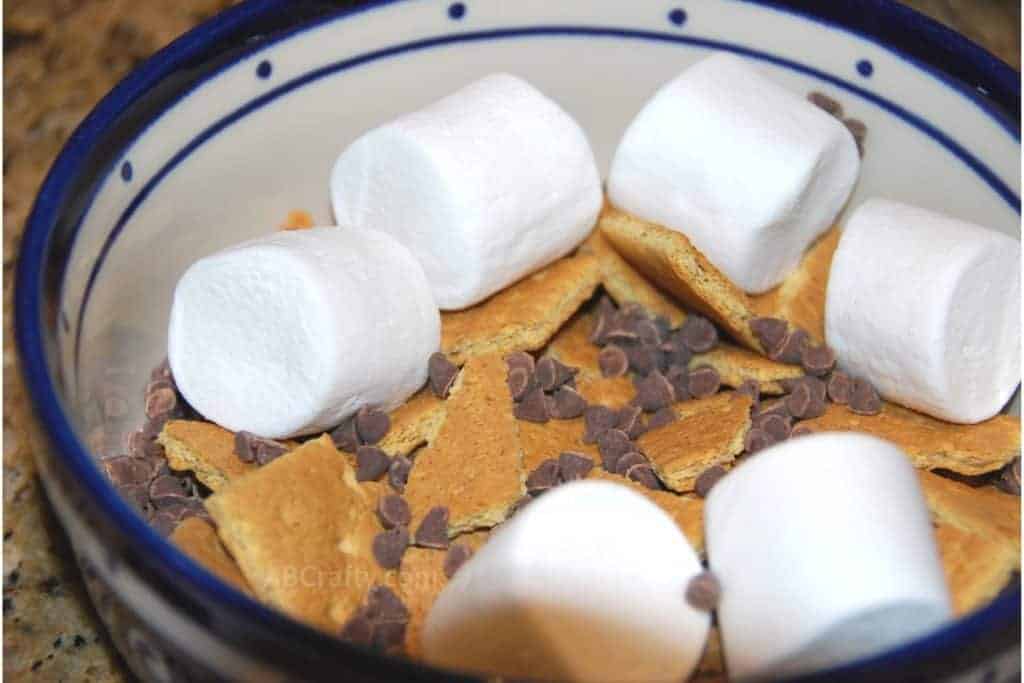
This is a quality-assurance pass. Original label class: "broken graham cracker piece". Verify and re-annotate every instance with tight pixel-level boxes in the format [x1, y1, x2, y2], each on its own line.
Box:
[800, 402, 1020, 475]
[206, 435, 384, 632]
[588, 469, 704, 551]
[919, 471, 1021, 614]
[440, 253, 601, 365]
[638, 392, 753, 493]
[689, 343, 803, 396]
[580, 228, 687, 326]
[378, 387, 447, 457]
[158, 420, 258, 491]
[517, 416, 600, 473]
[575, 373, 637, 409]
[405, 353, 525, 534]
[546, 311, 602, 371]
[171, 517, 252, 595]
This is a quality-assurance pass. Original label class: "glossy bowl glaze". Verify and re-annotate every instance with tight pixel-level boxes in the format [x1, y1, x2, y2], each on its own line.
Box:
[16, 0, 1020, 680]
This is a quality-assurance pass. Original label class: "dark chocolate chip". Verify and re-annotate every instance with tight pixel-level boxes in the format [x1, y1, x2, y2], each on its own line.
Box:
[598, 345, 630, 378]
[526, 459, 562, 494]
[444, 544, 473, 578]
[330, 418, 361, 452]
[149, 511, 179, 537]
[736, 379, 760, 411]
[365, 584, 409, 622]
[755, 398, 791, 420]
[627, 464, 661, 490]
[771, 329, 810, 365]
[356, 446, 391, 482]
[801, 345, 836, 377]
[507, 367, 534, 401]
[626, 344, 661, 376]
[388, 455, 412, 493]
[377, 495, 411, 530]
[680, 316, 718, 353]
[646, 406, 677, 431]
[790, 424, 813, 438]
[635, 319, 663, 347]
[786, 377, 827, 419]
[685, 571, 722, 611]
[605, 326, 639, 345]
[558, 452, 595, 481]
[597, 429, 634, 472]
[103, 455, 156, 486]
[428, 352, 460, 399]
[807, 91, 843, 118]
[506, 351, 536, 375]
[355, 407, 390, 445]
[414, 507, 450, 549]
[996, 459, 1021, 496]
[372, 621, 407, 652]
[827, 371, 853, 405]
[549, 386, 587, 420]
[144, 386, 177, 419]
[340, 613, 374, 646]
[539, 357, 577, 392]
[660, 340, 693, 369]
[589, 311, 611, 346]
[666, 365, 691, 401]
[694, 466, 727, 498]
[754, 413, 792, 441]
[514, 386, 550, 423]
[583, 405, 618, 444]
[785, 382, 814, 420]
[687, 366, 722, 399]
[616, 405, 647, 439]
[744, 428, 775, 455]
[749, 317, 788, 355]
[634, 370, 675, 412]
[372, 526, 409, 570]
[148, 475, 189, 508]
[255, 439, 288, 466]
[614, 451, 648, 476]
[117, 483, 152, 514]
[849, 379, 882, 415]
[233, 431, 258, 464]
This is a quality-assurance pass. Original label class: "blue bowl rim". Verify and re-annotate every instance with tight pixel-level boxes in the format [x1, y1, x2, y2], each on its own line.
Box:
[14, 0, 1021, 679]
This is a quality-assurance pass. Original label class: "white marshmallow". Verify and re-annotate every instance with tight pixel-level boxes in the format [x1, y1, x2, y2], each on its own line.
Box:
[330, 73, 603, 310]
[705, 433, 951, 680]
[423, 481, 710, 682]
[608, 52, 860, 293]
[167, 227, 439, 439]
[826, 199, 1021, 424]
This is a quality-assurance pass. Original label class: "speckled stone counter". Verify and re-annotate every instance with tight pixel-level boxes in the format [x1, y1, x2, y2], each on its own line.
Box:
[2, 1, 1018, 680]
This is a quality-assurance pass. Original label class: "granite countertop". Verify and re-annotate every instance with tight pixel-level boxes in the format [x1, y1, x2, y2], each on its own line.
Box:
[2, 1, 1019, 680]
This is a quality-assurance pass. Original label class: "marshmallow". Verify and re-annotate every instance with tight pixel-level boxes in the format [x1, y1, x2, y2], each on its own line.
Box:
[330, 73, 603, 310]
[423, 481, 710, 682]
[168, 227, 439, 439]
[826, 199, 1021, 424]
[705, 433, 951, 679]
[608, 52, 860, 293]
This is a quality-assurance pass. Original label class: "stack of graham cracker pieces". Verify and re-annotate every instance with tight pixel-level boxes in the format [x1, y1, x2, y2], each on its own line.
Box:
[155, 203, 1020, 676]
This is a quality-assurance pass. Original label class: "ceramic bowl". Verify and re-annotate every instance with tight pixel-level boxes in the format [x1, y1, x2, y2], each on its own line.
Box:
[15, 0, 1020, 680]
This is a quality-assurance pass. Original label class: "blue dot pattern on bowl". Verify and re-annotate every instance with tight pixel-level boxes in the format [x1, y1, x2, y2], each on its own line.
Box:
[668, 8, 687, 26]
[120, 161, 132, 182]
[257, 60, 273, 79]
[448, 2, 466, 20]
[857, 59, 874, 77]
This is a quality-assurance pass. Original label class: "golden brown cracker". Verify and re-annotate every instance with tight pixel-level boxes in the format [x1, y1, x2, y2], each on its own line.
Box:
[440, 253, 602, 365]
[575, 374, 637, 408]
[749, 226, 840, 343]
[800, 402, 1020, 475]
[545, 312, 602, 372]
[158, 420, 258, 492]
[398, 548, 448, 658]
[379, 388, 447, 457]
[205, 435, 384, 632]
[516, 417, 599, 473]
[638, 392, 753, 493]
[405, 353, 525, 534]
[580, 229, 687, 326]
[689, 343, 804, 395]
[171, 517, 252, 595]
[588, 470, 705, 551]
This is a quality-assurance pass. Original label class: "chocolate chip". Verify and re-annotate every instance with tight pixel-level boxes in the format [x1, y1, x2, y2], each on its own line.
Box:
[749, 317, 788, 355]
[685, 571, 722, 611]
[444, 544, 473, 579]
[694, 465, 727, 498]
[614, 451, 648, 476]
[388, 455, 412, 493]
[148, 475, 189, 508]
[849, 378, 882, 415]
[626, 344, 661, 376]
[616, 405, 647, 439]
[255, 439, 288, 466]
[508, 495, 534, 516]
[634, 370, 675, 412]
[150, 511, 180, 537]
[330, 418, 361, 452]
[646, 406, 677, 431]
[801, 345, 836, 377]
[827, 371, 853, 405]
[790, 424, 813, 438]
[598, 345, 629, 378]
[233, 431, 258, 464]
[526, 459, 562, 494]
[660, 340, 692, 370]
[372, 526, 409, 570]
[117, 483, 152, 514]
[558, 452, 595, 481]
[754, 413, 792, 441]
[144, 386, 177, 419]
[680, 316, 718, 353]
[377, 495, 411, 530]
[807, 91, 843, 118]
[514, 387, 550, 423]
[635, 319, 663, 346]
[340, 613, 374, 646]
[506, 351, 536, 375]
[583, 405, 618, 444]
[590, 301, 616, 345]
[755, 398, 791, 420]
[414, 507, 450, 549]
[736, 379, 760, 411]
[666, 366, 691, 401]
[356, 446, 391, 482]
[428, 352, 459, 399]
[355, 407, 390, 445]
[996, 459, 1021, 496]
[627, 464, 661, 490]
[844, 118, 867, 156]
[507, 367, 534, 401]
[744, 428, 775, 455]
[549, 386, 587, 420]
[372, 621, 407, 652]
[605, 326, 639, 345]
[771, 329, 809, 365]
[365, 584, 409, 622]
[688, 366, 721, 399]
[785, 381, 827, 420]
[536, 356, 570, 392]
[103, 455, 156, 486]
[597, 429, 634, 472]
